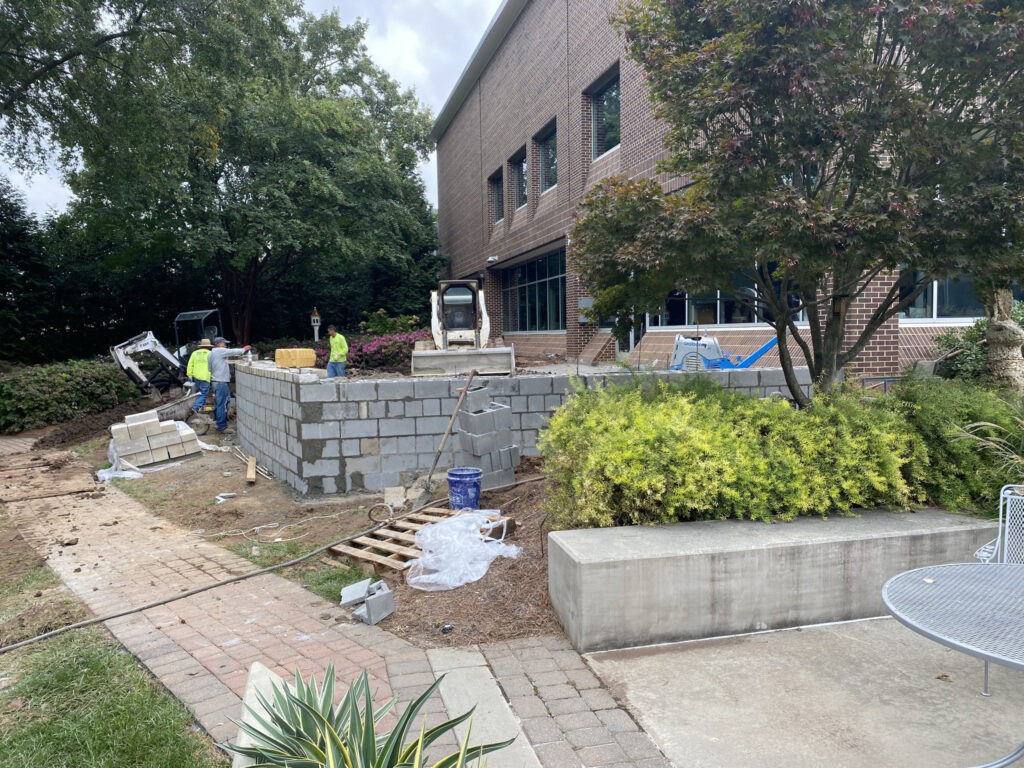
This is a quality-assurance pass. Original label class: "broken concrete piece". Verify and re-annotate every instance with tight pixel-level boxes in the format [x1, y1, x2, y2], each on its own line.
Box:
[233, 662, 293, 768]
[352, 583, 394, 625]
[339, 577, 373, 607]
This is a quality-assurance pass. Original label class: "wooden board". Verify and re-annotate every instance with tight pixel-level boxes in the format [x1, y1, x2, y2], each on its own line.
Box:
[246, 456, 257, 484]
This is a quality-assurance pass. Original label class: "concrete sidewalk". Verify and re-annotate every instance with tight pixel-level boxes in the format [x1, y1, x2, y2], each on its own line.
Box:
[589, 617, 1024, 768]
[2, 450, 665, 766]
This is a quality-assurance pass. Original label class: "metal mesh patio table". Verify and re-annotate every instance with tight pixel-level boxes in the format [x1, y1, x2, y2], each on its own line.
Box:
[883, 563, 1024, 768]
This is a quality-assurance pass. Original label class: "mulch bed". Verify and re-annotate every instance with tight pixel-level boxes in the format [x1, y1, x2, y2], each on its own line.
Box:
[384, 461, 564, 648]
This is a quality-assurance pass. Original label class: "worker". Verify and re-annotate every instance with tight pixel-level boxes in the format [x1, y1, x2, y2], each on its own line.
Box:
[185, 338, 213, 414]
[207, 337, 250, 434]
[327, 324, 348, 378]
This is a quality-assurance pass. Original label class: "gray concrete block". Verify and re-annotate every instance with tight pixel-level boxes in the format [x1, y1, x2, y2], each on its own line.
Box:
[347, 456, 381, 475]
[416, 416, 452, 434]
[322, 440, 340, 458]
[344, 381, 377, 400]
[379, 418, 414, 437]
[386, 400, 405, 417]
[758, 367, 788, 387]
[302, 459, 340, 477]
[705, 370, 730, 387]
[480, 467, 515, 490]
[521, 411, 548, 430]
[545, 394, 565, 411]
[340, 578, 373, 607]
[404, 399, 424, 417]
[378, 380, 415, 400]
[519, 376, 553, 395]
[379, 437, 400, 455]
[492, 402, 513, 430]
[301, 422, 339, 440]
[299, 381, 339, 403]
[398, 436, 417, 454]
[422, 399, 441, 417]
[728, 369, 760, 388]
[483, 377, 517, 395]
[527, 395, 546, 411]
[456, 450, 494, 473]
[367, 400, 386, 419]
[795, 366, 813, 386]
[382, 453, 420, 472]
[342, 419, 378, 438]
[414, 379, 450, 398]
[462, 386, 491, 414]
[352, 583, 395, 625]
[511, 395, 529, 412]
[458, 408, 494, 434]
[342, 439, 361, 457]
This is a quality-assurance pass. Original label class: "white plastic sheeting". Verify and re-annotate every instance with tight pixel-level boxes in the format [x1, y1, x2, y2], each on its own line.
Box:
[406, 510, 521, 592]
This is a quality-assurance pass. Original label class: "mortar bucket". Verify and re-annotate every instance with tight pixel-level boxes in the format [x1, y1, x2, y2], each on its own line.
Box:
[447, 467, 483, 510]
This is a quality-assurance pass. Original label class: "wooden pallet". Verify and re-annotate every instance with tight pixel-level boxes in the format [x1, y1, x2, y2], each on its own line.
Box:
[327, 507, 462, 571]
[327, 507, 506, 571]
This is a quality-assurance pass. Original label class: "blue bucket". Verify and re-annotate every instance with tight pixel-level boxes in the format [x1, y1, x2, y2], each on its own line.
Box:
[447, 467, 483, 510]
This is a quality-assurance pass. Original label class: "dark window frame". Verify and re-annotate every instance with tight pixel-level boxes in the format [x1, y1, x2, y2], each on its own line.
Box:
[590, 66, 621, 160]
[537, 122, 557, 193]
[511, 147, 528, 210]
[500, 249, 567, 333]
[489, 168, 504, 224]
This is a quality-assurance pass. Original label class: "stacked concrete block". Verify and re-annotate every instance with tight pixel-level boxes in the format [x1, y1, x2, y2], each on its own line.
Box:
[455, 386, 520, 490]
[110, 411, 201, 467]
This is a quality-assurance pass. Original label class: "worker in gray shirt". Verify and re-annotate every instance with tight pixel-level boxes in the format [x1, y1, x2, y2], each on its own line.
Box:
[208, 337, 250, 434]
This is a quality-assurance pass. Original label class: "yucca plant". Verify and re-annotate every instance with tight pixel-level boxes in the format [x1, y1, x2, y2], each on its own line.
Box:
[222, 664, 513, 767]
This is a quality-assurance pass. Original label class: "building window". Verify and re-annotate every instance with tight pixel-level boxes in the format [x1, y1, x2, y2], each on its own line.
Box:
[500, 250, 567, 332]
[512, 148, 527, 210]
[539, 127, 557, 192]
[489, 169, 504, 223]
[897, 271, 984, 319]
[592, 74, 620, 159]
[646, 276, 794, 327]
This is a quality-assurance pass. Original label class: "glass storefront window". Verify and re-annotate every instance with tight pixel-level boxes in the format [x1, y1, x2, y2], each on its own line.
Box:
[501, 249, 567, 332]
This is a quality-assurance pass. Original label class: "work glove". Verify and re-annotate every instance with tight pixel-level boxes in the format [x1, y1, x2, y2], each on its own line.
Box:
[243, 345, 251, 352]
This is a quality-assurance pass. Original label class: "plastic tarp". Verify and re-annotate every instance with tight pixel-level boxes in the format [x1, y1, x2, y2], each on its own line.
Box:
[405, 510, 521, 592]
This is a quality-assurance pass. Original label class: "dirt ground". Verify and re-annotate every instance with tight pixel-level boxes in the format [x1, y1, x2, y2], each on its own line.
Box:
[34, 399, 160, 451]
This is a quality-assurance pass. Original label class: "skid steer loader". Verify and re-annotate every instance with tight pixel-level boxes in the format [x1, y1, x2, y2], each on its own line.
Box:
[410, 280, 515, 376]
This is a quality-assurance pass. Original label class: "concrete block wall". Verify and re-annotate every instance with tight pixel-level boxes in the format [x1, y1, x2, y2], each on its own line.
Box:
[235, 362, 813, 495]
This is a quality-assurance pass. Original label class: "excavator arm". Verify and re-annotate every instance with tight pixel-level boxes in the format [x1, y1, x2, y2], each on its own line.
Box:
[110, 331, 186, 394]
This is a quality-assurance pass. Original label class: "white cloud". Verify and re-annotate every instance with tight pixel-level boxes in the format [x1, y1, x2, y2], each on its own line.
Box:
[5, 0, 502, 216]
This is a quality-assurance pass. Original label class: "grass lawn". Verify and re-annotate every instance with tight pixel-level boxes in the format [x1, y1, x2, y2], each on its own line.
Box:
[0, 505, 227, 768]
[228, 540, 370, 603]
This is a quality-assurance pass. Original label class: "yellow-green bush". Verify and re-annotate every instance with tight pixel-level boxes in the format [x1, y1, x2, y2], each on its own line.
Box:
[540, 379, 927, 528]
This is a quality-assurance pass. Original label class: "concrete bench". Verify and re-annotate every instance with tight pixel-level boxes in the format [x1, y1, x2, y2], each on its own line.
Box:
[548, 509, 996, 653]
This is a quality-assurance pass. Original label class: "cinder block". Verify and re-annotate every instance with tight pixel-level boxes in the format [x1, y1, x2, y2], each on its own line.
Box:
[379, 418, 414, 437]
[491, 403, 513, 431]
[345, 381, 378, 400]
[404, 400, 424, 418]
[480, 468, 515, 491]
[462, 386, 491, 414]
[122, 450, 153, 467]
[521, 412, 548, 429]
[167, 443, 186, 459]
[352, 584, 395, 625]
[421, 399, 441, 417]
[518, 376, 553, 395]
[125, 411, 159, 426]
[340, 578, 372, 607]
[117, 436, 150, 455]
[414, 379, 450, 399]
[378, 380, 415, 400]
[457, 408, 494, 435]
[416, 416, 452, 434]
[159, 420, 177, 433]
[178, 425, 197, 440]
[275, 348, 317, 368]
[499, 444, 521, 469]
[149, 446, 170, 463]
[110, 423, 130, 443]
[759, 368, 788, 387]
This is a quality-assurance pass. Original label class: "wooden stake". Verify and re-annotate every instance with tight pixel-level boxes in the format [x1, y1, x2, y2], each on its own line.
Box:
[246, 456, 257, 484]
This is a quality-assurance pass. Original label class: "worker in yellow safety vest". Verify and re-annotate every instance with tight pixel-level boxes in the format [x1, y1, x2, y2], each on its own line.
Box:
[186, 338, 213, 412]
[327, 325, 348, 378]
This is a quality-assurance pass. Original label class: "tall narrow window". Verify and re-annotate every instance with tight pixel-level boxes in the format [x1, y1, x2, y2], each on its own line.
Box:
[490, 169, 503, 223]
[539, 128, 557, 192]
[592, 75, 620, 159]
[512, 148, 527, 209]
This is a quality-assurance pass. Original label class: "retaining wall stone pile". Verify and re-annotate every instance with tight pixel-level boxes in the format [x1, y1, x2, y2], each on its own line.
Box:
[110, 411, 201, 466]
[235, 362, 812, 495]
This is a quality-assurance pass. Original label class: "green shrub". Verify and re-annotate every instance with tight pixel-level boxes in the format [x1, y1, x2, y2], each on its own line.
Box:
[885, 375, 1020, 511]
[0, 359, 140, 434]
[358, 308, 424, 335]
[932, 301, 1024, 381]
[540, 378, 925, 528]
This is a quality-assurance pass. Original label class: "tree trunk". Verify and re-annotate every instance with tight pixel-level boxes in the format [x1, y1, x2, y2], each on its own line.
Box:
[984, 287, 1024, 394]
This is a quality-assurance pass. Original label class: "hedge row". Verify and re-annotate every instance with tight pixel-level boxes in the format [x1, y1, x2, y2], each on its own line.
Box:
[0, 360, 140, 434]
[539, 376, 1018, 529]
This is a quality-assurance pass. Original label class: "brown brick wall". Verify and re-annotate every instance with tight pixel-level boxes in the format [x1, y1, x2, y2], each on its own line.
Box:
[506, 332, 568, 361]
[843, 273, 901, 379]
[436, 0, 673, 358]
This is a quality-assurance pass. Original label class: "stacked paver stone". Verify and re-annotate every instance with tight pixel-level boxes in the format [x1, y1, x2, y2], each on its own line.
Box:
[110, 410, 201, 467]
[453, 384, 521, 490]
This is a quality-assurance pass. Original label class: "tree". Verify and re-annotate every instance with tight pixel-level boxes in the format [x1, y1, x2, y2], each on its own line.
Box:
[572, 0, 1024, 404]
[62, 5, 437, 343]
[0, 178, 46, 360]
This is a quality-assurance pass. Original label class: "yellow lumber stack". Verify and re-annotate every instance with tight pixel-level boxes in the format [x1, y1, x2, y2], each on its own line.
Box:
[275, 348, 317, 368]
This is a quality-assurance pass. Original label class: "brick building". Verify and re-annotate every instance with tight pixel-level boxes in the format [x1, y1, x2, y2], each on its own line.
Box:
[431, 0, 983, 376]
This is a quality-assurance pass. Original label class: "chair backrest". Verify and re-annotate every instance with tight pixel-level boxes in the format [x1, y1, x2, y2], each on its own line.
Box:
[999, 485, 1024, 564]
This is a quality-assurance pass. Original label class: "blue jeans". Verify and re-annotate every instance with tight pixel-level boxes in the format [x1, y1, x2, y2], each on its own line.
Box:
[192, 379, 210, 412]
[213, 381, 231, 431]
[327, 361, 346, 378]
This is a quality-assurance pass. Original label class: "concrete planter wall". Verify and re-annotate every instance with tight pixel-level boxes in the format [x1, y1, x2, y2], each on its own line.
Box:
[235, 362, 812, 495]
[548, 509, 997, 653]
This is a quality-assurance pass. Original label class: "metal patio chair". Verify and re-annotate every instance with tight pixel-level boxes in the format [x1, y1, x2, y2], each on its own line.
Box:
[972, 484, 1024, 695]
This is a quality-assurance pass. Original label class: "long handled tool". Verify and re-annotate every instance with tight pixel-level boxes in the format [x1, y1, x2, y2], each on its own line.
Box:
[413, 368, 477, 509]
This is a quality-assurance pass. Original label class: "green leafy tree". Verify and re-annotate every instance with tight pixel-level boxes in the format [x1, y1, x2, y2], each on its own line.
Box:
[62, 4, 436, 343]
[572, 0, 1024, 405]
[0, 178, 46, 361]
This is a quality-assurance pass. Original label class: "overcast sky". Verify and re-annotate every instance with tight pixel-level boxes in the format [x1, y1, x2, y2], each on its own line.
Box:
[4, 0, 503, 217]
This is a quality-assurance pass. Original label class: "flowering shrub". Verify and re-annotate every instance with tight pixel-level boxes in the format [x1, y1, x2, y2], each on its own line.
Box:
[348, 329, 430, 369]
[0, 360, 140, 434]
[252, 330, 429, 370]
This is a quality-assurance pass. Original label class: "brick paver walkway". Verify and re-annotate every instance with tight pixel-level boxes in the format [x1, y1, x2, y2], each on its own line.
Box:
[3, 450, 669, 766]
